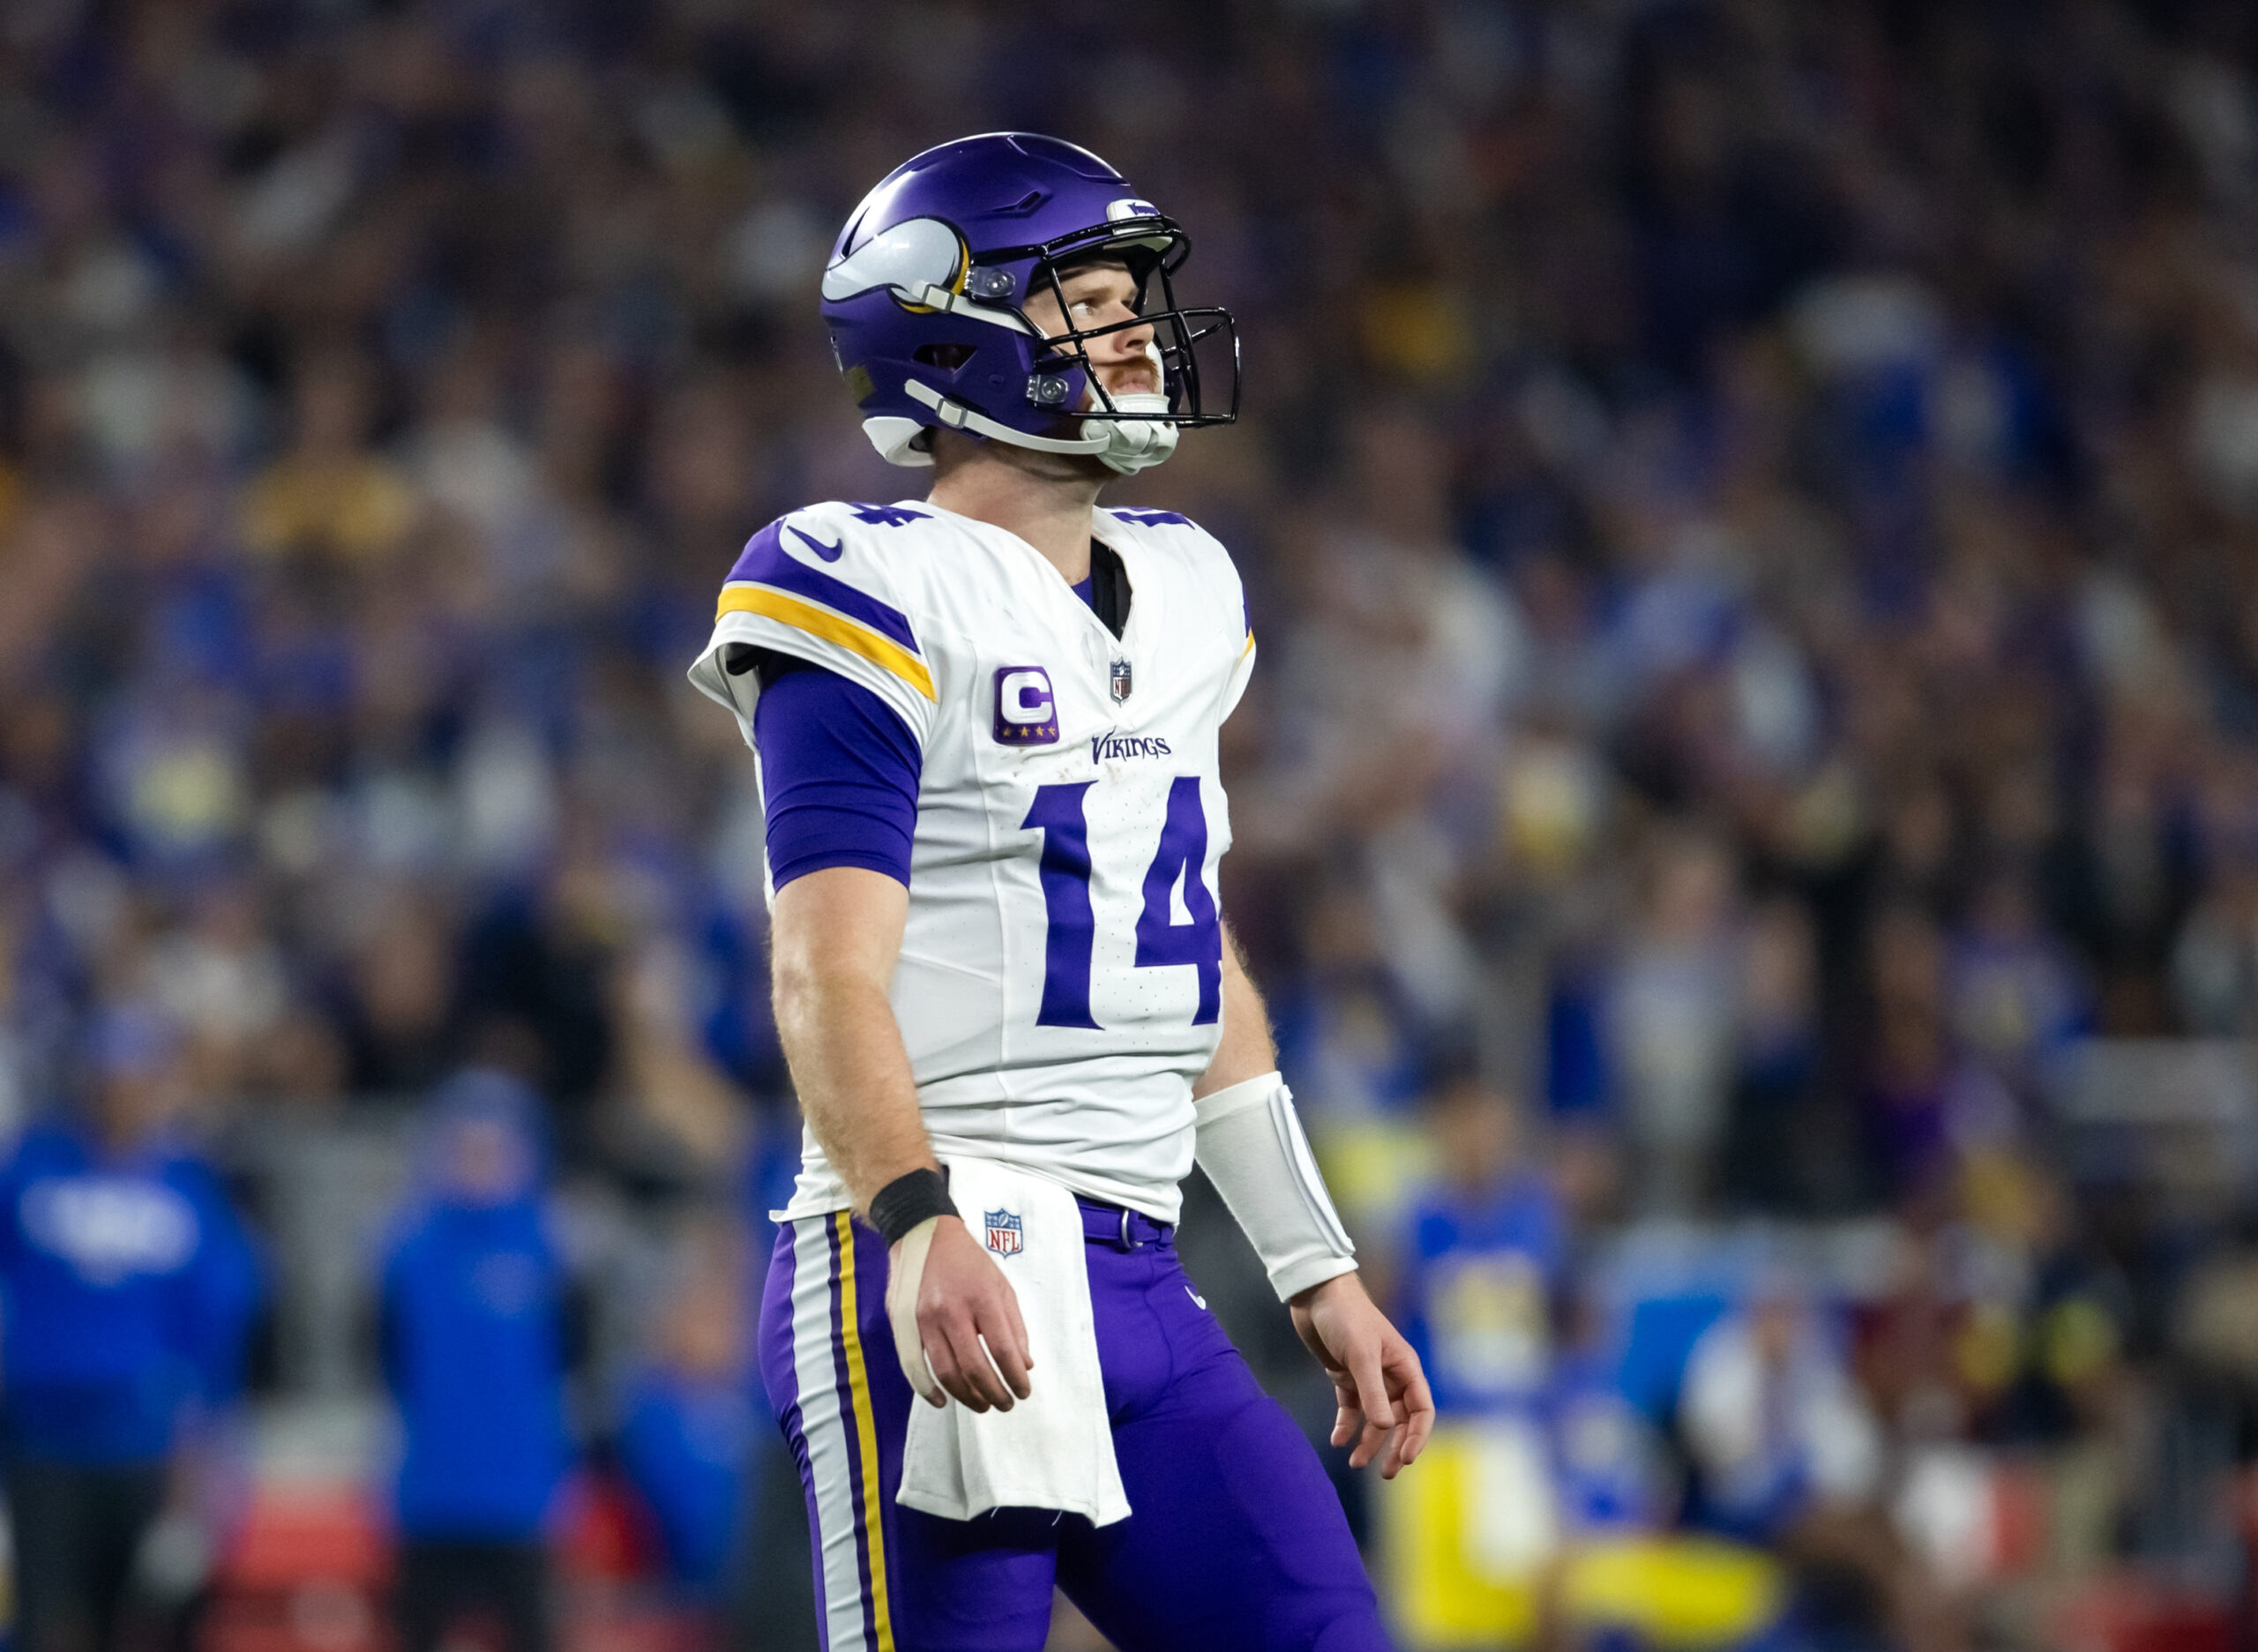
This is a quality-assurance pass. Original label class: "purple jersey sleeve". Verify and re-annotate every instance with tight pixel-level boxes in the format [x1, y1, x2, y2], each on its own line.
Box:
[751, 656, 921, 889]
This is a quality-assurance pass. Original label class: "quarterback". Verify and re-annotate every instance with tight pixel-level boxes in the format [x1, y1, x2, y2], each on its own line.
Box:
[689, 133, 1432, 1651]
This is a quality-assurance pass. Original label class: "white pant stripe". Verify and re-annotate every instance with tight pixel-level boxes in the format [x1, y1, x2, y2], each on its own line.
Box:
[792, 1216, 873, 1651]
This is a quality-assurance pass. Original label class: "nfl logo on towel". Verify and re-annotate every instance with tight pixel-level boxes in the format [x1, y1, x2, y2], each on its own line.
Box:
[984, 1209, 1023, 1257]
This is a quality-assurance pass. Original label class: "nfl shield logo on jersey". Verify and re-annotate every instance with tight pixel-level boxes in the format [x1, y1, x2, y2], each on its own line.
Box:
[984, 1209, 1023, 1257]
[1110, 658, 1133, 702]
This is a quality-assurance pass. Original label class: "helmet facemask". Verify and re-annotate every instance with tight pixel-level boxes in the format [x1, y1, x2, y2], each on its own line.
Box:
[1015, 241, 1237, 474]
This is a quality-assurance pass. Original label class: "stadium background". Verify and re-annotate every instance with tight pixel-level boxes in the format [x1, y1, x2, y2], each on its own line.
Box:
[3, 0, 2258, 1648]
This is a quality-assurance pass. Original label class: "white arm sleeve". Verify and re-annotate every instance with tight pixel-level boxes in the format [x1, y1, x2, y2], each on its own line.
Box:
[1193, 1071, 1357, 1301]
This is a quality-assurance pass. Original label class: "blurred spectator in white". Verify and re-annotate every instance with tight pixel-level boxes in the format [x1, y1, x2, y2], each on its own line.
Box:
[1679, 1273, 1970, 1650]
[1606, 826, 1743, 1215]
[1510, 553, 1619, 736]
[1266, 408, 1524, 865]
[2172, 843, 2258, 1035]
[1680, 1275, 1882, 1541]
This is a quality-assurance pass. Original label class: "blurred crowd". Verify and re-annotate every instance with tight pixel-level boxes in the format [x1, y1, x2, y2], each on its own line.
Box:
[5, 0, 2258, 1648]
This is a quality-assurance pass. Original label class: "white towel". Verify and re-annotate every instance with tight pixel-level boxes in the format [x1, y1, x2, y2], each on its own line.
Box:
[895, 1159, 1131, 1527]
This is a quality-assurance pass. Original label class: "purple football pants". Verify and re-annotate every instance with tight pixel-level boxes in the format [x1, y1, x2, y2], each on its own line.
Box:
[759, 1202, 1392, 1652]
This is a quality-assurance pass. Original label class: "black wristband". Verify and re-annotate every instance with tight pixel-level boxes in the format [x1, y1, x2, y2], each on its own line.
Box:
[869, 1168, 958, 1245]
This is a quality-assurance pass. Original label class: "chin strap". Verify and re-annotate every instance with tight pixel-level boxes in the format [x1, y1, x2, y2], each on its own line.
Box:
[905, 379, 1112, 456]
[907, 283, 1036, 333]
[892, 380, 1182, 475]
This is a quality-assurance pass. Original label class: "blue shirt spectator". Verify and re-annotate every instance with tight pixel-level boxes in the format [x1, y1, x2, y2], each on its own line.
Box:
[617, 1368, 754, 1595]
[1544, 1344, 1671, 1536]
[616, 1245, 755, 1597]
[378, 1070, 576, 1540]
[1396, 1075, 1566, 1414]
[0, 1006, 264, 1467]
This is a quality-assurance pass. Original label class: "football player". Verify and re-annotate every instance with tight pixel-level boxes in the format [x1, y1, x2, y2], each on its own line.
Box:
[689, 132, 1432, 1652]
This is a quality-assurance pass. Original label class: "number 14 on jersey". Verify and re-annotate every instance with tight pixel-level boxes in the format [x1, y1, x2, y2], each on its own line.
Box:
[1021, 777, 1222, 1030]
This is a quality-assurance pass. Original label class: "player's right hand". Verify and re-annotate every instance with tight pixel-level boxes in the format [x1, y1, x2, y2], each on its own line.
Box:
[885, 1215, 1034, 1413]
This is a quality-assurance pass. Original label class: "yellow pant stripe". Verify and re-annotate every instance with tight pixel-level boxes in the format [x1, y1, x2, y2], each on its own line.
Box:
[834, 1210, 896, 1652]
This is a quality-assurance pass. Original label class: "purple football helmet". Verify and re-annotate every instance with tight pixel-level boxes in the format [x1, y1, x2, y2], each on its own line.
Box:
[820, 133, 1238, 475]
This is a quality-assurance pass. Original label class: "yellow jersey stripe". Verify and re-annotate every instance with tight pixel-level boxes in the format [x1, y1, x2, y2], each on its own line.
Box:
[1243, 629, 1256, 656]
[834, 1210, 896, 1651]
[716, 585, 937, 702]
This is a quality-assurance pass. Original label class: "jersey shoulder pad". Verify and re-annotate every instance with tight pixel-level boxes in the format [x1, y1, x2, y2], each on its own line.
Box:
[1098, 504, 1212, 544]
[713, 503, 939, 707]
[1099, 504, 1237, 578]
[1099, 506, 1248, 644]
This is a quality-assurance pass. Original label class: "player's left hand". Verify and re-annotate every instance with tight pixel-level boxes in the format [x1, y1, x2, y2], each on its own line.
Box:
[1289, 1271, 1433, 1479]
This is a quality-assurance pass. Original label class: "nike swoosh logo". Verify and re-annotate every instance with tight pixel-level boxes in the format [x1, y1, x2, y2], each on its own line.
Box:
[786, 523, 843, 562]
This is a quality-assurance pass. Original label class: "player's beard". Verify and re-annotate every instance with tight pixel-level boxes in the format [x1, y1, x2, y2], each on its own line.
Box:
[1086, 339, 1163, 407]
[1094, 364, 1161, 402]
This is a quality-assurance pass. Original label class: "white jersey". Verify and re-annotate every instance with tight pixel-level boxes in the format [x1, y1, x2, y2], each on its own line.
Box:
[688, 499, 1256, 1222]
